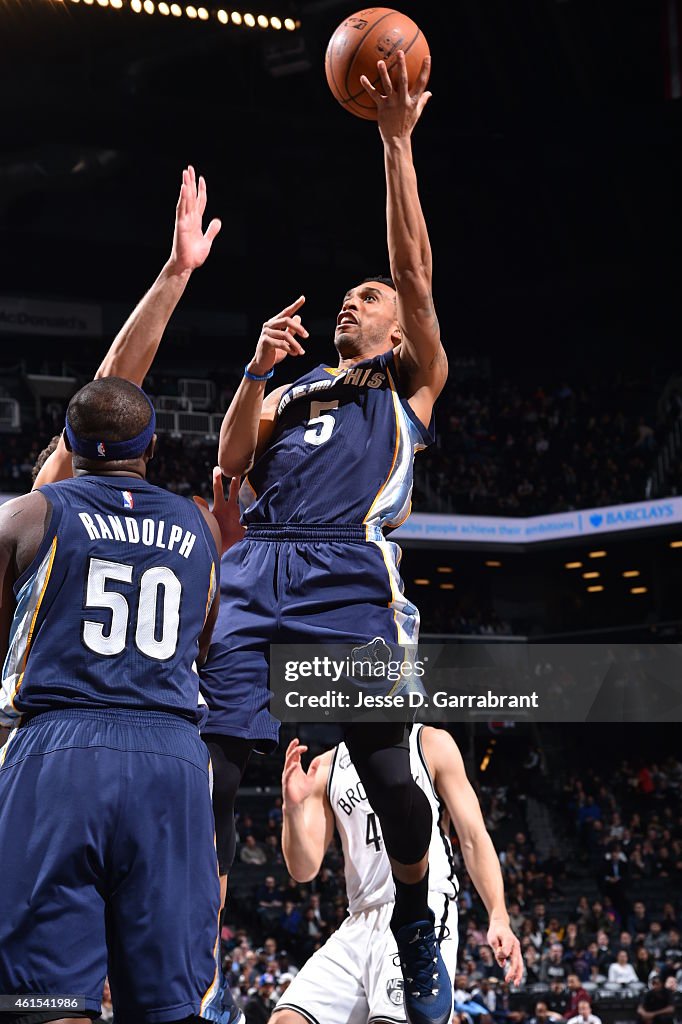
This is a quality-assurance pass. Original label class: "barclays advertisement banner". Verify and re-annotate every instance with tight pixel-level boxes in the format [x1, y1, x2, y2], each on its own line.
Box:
[392, 497, 682, 544]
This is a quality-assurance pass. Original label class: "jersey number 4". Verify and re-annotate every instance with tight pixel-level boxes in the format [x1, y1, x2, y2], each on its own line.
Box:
[82, 557, 181, 660]
[304, 400, 339, 446]
[366, 811, 382, 852]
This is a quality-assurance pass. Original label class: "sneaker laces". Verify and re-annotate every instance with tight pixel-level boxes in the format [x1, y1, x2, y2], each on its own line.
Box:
[393, 930, 445, 998]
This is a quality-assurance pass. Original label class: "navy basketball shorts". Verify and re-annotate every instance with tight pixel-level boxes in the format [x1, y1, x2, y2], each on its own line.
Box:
[199, 524, 423, 744]
[0, 709, 221, 1023]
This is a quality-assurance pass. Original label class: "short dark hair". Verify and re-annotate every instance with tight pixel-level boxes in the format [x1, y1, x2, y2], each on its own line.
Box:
[361, 275, 396, 290]
[66, 378, 153, 443]
[31, 434, 62, 483]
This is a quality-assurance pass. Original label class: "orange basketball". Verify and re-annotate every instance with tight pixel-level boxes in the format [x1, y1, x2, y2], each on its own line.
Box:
[325, 8, 430, 121]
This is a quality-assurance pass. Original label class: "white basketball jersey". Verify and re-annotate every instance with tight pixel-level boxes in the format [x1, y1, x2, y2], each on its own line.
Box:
[327, 725, 458, 914]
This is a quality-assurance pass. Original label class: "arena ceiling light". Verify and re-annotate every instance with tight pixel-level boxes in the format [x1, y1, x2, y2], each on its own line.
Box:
[630, 586, 648, 595]
[439, 583, 455, 591]
[588, 550, 607, 558]
[485, 560, 502, 567]
[436, 566, 453, 574]
[587, 585, 604, 593]
[670, 540, 682, 548]
[564, 561, 582, 569]
[622, 570, 640, 578]
[63, 0, 301, 29]
[413, 578, 430, 586]
[583, 571, 600, 579]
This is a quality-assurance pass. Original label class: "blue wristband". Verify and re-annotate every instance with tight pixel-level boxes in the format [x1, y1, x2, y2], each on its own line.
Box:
[244, 365, 274, 381]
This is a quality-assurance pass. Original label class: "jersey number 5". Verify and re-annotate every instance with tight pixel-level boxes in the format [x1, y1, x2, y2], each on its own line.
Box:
[82, 557, 182, 660]
[304, 400, 339, 446]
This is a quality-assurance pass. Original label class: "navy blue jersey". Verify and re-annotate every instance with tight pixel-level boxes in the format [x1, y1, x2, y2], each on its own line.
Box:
[0, 475, 218, 724]
[241, 349, 433, 529]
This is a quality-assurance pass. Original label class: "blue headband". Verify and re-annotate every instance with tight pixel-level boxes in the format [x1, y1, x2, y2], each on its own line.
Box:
[65, 389, 156, 461]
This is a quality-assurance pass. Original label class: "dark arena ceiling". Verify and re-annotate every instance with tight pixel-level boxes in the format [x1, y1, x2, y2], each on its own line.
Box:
[1, 0, 682, 367]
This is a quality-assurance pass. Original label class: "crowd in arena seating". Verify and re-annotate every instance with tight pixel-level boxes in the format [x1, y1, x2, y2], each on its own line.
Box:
[219, 737, 682, 1024]
[414, 370, 663, 516]
[0, 366, 672, 525]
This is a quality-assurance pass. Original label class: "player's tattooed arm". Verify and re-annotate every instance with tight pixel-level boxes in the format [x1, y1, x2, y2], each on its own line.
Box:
[33, 166, 220, 490]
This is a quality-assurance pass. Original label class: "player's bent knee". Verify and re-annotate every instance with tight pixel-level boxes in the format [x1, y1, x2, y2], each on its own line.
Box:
[269, 1009, 310, 1024]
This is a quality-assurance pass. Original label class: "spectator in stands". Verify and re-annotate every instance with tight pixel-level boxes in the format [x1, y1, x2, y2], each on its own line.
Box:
[564, 973, 591, 1019]
[607, 949, 639, 987]
[524, 946, 542, 985]
[264, 834, 284, 866]
[453, 973, 492, 1023]
[645, 922, 669, 960]
[636, 975, 675, 1024]
[547, 979, 570, 1017]
[240, 834, 268, 866]
[594, 931, 613, 973]
[267, 796, 283, 826]
[300, 906, 325, 958]
[477, 945, 506, 982]
[245, 973, 277, 1024]
[280, 874, 305, 907]
[600, 842, 629, 919]
[540, 943, 568, 984]
[577, 797, 602, 842]
[661, 903, 680, 931]
[529, 1000, 564, 1024]
[533, 901, 548, 930]
[635, 945, 657, 985]
[563, 923, 583, 964]
[277, 900, 303, 952]
[587, 904, 612, 939]
[276, 950, 298, 980]
[663, 928, 682, 964]
[509, 900, 525, 935]
[628, 901, 651, 937]
[278, 973, 294, 998]
[566, 998, 601, 1024]
[255, 876, 284, 928]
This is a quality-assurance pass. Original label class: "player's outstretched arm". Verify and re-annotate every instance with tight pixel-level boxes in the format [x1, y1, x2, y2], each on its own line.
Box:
[422, 726, 524, 985]
[280, 739, 335, 883]
[33, 165, 221, 489]
[360, 52, 448, 427]
[217, 296, 308, 477]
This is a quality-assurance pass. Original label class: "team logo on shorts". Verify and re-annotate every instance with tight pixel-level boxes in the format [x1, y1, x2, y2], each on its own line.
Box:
[386, 978, 404, 1006]
[97, 441, 106, 457]
[338, 752, 351, 770]
[351, 637, 392, 667]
